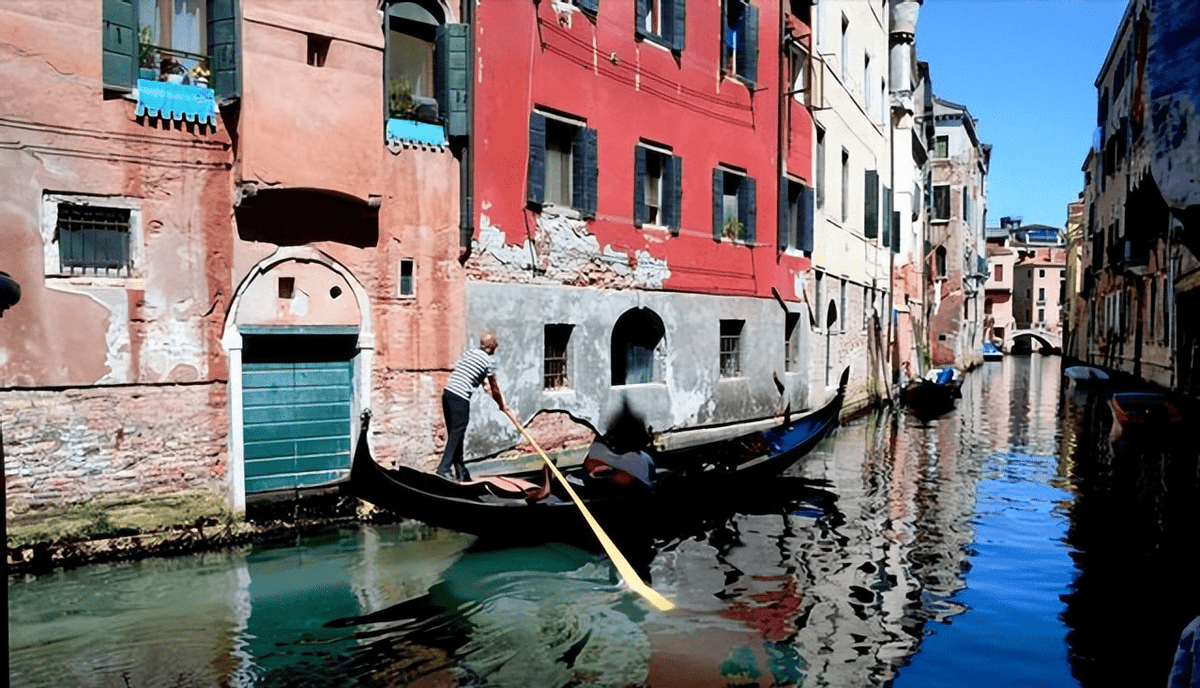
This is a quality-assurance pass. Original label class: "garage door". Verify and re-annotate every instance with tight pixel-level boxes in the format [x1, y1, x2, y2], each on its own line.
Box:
[242, 359, 353, 494]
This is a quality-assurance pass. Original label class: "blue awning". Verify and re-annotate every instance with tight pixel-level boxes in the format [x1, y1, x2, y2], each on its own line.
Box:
[135, 79, 218, 128]
[386, 118, 447, 149]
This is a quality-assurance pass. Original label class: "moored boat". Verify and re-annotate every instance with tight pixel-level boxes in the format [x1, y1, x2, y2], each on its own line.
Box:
[346, 369, 849, 545]
[903, 366, 962, 419]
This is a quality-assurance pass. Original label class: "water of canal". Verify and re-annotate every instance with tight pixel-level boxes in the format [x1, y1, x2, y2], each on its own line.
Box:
[9, 355, 1200, 688]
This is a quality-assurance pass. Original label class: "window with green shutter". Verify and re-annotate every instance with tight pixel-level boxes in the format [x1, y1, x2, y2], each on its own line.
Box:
[713, 166, 755, 244]
[527, 110, 598, 218]
[635, 143, 682, 232]
[778, 177, 813, 254]
[386, 1, 468, 133]
[103, 0, 240, 102]
[637, 0, 686, 52]
[864, 169, 879, 239]
[721, 0, 758, 87]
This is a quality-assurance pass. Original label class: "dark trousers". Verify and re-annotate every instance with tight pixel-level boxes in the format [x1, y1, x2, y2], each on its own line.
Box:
[438, 391, 471, 480]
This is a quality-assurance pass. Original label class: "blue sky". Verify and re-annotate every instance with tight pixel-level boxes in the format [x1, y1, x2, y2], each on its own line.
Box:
[915, 0, 1129, 228]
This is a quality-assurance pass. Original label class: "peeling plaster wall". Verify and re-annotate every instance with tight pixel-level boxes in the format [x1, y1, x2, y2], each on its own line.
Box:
[1148, 0, 1200, 216]
[460, 282, 812, 459]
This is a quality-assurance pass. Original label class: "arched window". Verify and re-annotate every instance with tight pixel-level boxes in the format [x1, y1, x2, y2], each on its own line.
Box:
[386, 1, 444, 122]
[611, 308, 666, 385]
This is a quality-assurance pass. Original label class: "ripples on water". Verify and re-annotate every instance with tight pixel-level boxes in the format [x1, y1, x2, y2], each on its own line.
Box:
[8, 356, 1200, 687]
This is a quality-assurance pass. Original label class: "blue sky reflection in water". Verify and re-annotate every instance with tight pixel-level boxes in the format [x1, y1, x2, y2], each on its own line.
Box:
[8, 355, 1200, 687]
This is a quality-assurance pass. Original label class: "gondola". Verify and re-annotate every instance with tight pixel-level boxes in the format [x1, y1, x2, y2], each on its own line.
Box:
[902, 366, 962, 419]
[346, 368, 849, 545]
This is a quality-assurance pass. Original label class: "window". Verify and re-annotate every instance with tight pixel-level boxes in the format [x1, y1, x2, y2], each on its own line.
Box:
[840, 149, 850, 223]
[994, 264, 1003, 281]
[612, 308, 665, 385]
[528, 111, 598, 217]
[102, 0, 238, 100]
[722, 0, 759, 86]
[815, 126, 826, 208]
[42, 194, 143, 279]
[719, 319, 743, 378]
[863, 53, 871, 112]
[637, 0, 685, 51]
[1038, 308, 1045, 324]
[307, 34, 331, 67]
[839, 279, 848, 333]
[635, 144, 682, 232]
[385, 2, 469, 135]
[935, 245, 947, 278]
[933, 135, 948, 158]
[839, 14, 849, 83]
[398, 259, 415, 297]
[933, 184, 950, 221]
[985, 299, 993, 314]
[1038, 287, 1045, 303]
[962, 186, 970, 222]
[785, 312, 800, 372]
[1039, 268, 1046, 278]
[713, 167, 756, 243]
[778, 177, 814, 253]
[544, 324, 572, 390]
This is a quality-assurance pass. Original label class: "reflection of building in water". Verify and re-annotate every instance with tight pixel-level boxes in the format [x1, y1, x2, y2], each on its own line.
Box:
[785, 404, 982, 685]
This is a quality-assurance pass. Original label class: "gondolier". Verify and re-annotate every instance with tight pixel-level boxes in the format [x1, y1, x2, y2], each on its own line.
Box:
[438, 330, 515, 481]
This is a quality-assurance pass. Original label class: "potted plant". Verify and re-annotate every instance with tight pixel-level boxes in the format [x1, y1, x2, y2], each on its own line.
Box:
[189, 61, 210, 88]
[387, 77, 417, 120]
[722, 215, 745, 241]
[159, 57, 186, 84]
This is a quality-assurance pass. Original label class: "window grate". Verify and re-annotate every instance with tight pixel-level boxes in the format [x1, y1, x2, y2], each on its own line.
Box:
[720, 320, 743, 378]
[56, 203, 132, 275]
[543, 324, 572, 389]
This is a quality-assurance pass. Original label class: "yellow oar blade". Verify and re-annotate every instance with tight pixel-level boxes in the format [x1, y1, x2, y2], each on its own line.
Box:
[510, 419, 675, 612]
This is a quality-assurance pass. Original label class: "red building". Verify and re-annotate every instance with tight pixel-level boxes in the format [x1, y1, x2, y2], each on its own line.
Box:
[464, 0, 819, 454]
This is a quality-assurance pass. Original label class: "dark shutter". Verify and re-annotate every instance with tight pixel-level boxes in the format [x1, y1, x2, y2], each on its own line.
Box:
[713, 168, 724, 241]
[798, 185, 815, 253]
[777, 177, 790, 251]
[864, 169, 879, 239]
[577, 0, 600, 14]
[881, 185, 892, 246]
[435, 23, 470, 137]
[892, 211, 901, 252]
[527, 113, 546, 205]
[667, 155, 682, 234]
[207, 0, 241, 102]
[102, 0, 137, 91]
[741, 176, 756, 244]
[635, 0, 649, 38]
[634, 146, 647, 228]
[573, 126, 598, 218]
[670, 0, 687, 51]
[738, 3, 759, 88]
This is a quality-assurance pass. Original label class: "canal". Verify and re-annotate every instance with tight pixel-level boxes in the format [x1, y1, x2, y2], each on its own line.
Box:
[8, 355, 1200, 687]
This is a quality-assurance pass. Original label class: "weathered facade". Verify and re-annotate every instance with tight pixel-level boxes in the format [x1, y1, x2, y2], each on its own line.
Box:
[2, 0, 467, 514]
[926, 96, 989, 367]
[1073, 0, 1200, 391]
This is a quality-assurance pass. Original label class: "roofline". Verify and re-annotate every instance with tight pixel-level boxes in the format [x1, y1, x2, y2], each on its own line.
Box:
[1095, 0, 1137, 88]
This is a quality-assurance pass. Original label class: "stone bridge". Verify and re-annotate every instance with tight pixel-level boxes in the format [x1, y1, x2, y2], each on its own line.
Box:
[1005, 328, 1062, 352]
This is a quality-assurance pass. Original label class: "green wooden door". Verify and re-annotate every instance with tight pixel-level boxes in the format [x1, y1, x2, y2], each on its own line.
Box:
[242, 360, 353, 494]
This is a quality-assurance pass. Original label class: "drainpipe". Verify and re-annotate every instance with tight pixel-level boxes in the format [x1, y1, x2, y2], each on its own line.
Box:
[458, 0, 475, 263]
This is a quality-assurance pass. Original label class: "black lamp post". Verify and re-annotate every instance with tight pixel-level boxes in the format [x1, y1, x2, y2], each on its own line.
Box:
[0, 271, 20, 317]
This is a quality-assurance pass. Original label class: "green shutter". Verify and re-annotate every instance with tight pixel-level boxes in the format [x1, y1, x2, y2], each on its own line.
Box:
[798, 185, 814, 253]
[777, 176, 790, 251]
[892, 211, 901, 253]
[667, 155, 682, 234]
[635, 0, 649, 38]
[738, 3, 759, 88]
[634, 146, 647, 228]
[740, 176, 756, 244]
[573, 127, 598, 218]
[527, 113, 546, 205]
[577, 0, 600, 14]
[713, 168, 724, 240]
[207, 0, 240, 102]
[102, 0, 137, 91]
[864, 169, 879, 239]
[435, 23, 470, 137]
[881, 185, 892, 246]
[671, 0, 687, 51]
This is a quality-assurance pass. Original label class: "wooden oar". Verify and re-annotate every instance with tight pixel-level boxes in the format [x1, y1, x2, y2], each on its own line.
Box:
[506, 414, 675, 612]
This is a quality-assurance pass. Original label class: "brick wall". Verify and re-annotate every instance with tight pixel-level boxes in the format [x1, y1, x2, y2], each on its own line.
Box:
[3, 383, 228, 516]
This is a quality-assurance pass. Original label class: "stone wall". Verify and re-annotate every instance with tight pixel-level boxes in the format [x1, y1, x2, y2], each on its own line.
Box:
[3, 382, 228, 517]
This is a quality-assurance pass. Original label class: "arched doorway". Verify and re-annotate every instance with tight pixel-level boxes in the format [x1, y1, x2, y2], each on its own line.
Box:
[221, 247, 374, 510]
[611, 307, 666, 386]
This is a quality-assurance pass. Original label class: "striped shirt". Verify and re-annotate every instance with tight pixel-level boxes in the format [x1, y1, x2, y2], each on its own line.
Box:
[444, 347, 495, 400]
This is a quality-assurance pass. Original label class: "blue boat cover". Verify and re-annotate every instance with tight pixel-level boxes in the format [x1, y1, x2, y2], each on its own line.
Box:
[386, 118, 447, 147]
[135, 79, 218, 127]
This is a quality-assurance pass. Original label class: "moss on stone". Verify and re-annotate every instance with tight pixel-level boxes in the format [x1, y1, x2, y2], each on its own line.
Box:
[6, 491, 236, 548]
